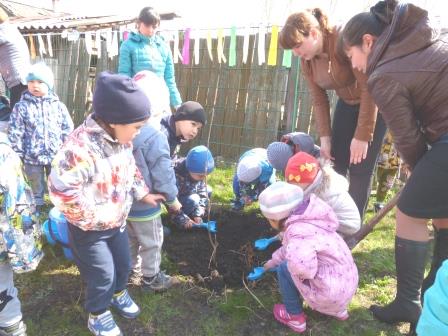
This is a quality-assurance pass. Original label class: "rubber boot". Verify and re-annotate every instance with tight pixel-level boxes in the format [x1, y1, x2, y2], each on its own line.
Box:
[421, 228, 448, 303]
[370, 237, 428, 329]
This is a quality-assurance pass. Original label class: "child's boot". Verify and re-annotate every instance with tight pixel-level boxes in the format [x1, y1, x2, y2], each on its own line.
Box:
[0, 320, 27, 336]
[87, 311, 122, 336]
[273, 303, 306, 333]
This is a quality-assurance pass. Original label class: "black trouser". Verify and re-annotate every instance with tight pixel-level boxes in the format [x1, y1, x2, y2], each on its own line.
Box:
[9, 84, 27, 109]
[331, 99, 387, 219]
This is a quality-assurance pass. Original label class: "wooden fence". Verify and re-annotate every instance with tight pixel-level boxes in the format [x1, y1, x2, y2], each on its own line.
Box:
[4, 31, 338, 161]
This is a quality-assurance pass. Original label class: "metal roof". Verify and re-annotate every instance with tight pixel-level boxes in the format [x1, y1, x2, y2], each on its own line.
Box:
[1, 1, 178, 34]
[12, 14, 138, 33]
[0, 0, 56, 18]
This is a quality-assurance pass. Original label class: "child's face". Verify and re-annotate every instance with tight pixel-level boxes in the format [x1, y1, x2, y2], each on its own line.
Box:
[189, 172, 207, 181]
[138, 22, 158, 37]
[175, 120, 203, 140]
[110, 120, 146, 145]
[27, 80, 48, 97]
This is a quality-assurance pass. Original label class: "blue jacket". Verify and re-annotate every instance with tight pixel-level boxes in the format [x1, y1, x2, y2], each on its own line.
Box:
[175, 159, 209, 218]
[118, 32, 182, 107]
[8, 91, 74, 165]
[235, 148, 276, 199]
[160, 115, 185, 160]
[128, 123, 178, 220]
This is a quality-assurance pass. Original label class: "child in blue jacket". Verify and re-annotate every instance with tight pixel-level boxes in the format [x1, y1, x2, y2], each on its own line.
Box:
[160, 101, 206, 161]
[172, 146, 214, 229]
[8, 62, 73, 211]
[231, 148, 276, 211]
[127, 120, 181, 291]
[118, 6, 182, 108]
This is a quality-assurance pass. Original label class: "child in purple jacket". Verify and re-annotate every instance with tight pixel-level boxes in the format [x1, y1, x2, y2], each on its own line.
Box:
[259, 181, 358, 333]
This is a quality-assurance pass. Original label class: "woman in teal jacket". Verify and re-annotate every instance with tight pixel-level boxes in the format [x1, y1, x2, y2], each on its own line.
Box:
[118, 7, 182, 108]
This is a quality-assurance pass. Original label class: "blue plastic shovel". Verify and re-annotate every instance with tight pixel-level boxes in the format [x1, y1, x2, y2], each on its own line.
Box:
[193, 220, 217, 233]
[254, 235, 279, 250]
[247, 266, 278, 281]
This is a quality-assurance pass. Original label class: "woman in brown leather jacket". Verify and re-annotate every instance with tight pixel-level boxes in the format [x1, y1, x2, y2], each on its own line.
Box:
[342, 0, 448, 331]
[279, 9, 386, 220]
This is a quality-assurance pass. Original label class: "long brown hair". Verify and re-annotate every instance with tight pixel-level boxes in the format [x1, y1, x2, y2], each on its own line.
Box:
[341, 0, 397, 50]
[279, 8, 331, 49]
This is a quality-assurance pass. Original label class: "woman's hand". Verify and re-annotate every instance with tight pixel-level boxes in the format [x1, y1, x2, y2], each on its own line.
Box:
[319, 136, 334, 160]
[350, 138, 369, 164]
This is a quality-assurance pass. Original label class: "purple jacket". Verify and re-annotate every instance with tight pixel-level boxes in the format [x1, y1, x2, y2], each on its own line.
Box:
[265, 194, 358, 317]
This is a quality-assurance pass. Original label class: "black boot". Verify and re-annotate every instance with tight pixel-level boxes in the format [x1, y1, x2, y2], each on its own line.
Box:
[421, 228, 448, 303]
[370, 237, 428, 327]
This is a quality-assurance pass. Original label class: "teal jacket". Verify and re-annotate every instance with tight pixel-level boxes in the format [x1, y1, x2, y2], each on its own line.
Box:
[417, 260, 448, 336]
[118, 32, 182, 108]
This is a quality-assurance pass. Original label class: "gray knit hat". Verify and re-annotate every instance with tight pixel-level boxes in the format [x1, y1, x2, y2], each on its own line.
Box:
[267, 142, 294, 172]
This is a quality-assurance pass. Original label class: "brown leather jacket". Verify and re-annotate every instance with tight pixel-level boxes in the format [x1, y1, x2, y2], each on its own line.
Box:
[367, 3, 448, 168]
[302, 26, 377, 142]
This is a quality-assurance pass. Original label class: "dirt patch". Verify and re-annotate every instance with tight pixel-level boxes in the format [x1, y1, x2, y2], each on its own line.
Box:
[164, 209, 280, 291]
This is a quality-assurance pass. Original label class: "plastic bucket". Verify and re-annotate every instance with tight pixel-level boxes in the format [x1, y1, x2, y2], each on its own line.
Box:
[42, 208, 73, 260]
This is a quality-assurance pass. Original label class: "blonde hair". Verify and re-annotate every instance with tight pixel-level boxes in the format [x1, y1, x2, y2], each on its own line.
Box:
[0, 8, 9, 24]
[279, 8, 331, 49]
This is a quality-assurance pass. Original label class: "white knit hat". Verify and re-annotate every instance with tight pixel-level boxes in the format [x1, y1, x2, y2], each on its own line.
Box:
[237, 156, 262, 183]
[259, 181, 303, 220]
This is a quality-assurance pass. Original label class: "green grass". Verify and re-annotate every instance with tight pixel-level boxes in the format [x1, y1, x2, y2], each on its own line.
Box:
[16, 166, 414, 335]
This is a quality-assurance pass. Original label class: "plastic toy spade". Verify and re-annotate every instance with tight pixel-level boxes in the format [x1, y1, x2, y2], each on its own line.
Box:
[247, 266, 278, 281]
[254, 235, 279, 250]
[193, 220, 217, 233]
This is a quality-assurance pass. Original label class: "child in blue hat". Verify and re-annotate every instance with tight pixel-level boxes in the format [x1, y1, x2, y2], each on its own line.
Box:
[171, 145, 214, 229]
[8, 62, 74, 212]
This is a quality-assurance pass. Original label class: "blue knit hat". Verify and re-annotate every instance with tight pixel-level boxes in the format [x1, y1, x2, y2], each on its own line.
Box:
[93, 72, 151, 124]
[267, 142, 294, 172]
[186, 145, 215, 174]
[26, 62, 54, 90]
